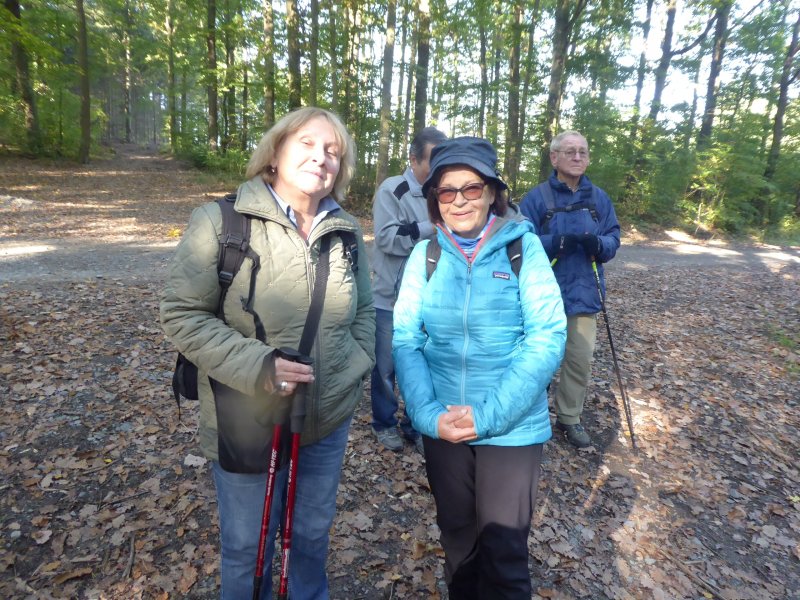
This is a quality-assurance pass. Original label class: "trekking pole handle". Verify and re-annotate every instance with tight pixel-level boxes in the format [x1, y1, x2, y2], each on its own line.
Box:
[276, 347, 313, 434]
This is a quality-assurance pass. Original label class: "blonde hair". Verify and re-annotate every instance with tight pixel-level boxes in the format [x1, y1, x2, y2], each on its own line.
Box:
[245, 107, 356, 202]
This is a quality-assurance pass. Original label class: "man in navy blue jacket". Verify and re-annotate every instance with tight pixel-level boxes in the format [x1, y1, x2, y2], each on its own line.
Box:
[519, 131, 620, 448]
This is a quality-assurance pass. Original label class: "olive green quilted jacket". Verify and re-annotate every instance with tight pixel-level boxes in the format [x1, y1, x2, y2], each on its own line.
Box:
[160, 177, 375, 460]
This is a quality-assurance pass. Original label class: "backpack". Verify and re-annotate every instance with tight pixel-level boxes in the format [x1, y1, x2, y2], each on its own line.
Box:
[425, 235, 523, 280]
[536, 182, 599, 234]
[171, 193, 359, 418]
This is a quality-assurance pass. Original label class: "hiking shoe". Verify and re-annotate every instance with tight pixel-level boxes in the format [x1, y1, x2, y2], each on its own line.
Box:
[374, 427, 403, 452]
[555, 422, 592, 449]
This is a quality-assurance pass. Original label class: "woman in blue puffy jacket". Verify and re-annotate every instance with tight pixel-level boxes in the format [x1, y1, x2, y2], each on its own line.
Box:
[393, 137, 566, 599]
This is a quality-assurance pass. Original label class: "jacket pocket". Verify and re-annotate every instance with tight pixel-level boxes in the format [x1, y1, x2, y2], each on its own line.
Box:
[212, 379, 288, 473]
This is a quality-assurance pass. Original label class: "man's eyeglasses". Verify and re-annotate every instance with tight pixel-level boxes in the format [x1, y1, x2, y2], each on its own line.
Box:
[556, 149, 589, 159]
[434, 182, 487, 204]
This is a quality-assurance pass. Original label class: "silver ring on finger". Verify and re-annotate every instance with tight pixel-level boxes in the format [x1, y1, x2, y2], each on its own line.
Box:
[279, 381, 288, 392]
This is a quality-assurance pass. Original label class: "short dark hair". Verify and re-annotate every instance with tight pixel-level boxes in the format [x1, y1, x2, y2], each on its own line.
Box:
[426, 173, 509, 226]
[409, 127, 447, 160]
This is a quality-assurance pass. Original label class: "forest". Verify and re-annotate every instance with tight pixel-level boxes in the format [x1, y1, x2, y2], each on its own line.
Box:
[2, 0, 799, 242]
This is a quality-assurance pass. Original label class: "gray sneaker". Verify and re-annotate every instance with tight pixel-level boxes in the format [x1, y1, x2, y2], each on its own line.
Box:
[374, 427, 403, 452]
[555, 421, 592, 449]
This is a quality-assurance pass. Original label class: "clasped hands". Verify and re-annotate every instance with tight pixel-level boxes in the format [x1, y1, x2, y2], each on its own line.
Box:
[437, 405, 478, 443]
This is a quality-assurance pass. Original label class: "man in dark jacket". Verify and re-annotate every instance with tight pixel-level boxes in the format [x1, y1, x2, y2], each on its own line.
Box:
[519, 130, 620, 448]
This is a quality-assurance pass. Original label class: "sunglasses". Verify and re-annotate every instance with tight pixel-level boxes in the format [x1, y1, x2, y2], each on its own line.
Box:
[434, 182, 487, 204]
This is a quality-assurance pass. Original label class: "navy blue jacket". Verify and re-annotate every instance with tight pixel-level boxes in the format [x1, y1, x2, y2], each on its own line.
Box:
[519, 172, 620, 315]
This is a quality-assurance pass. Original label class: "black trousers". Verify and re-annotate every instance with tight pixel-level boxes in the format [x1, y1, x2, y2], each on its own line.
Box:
[423, 437, 543, 600]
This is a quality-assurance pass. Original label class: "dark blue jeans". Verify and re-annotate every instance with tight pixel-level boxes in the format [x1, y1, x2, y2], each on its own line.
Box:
[371, 307, 417, 438]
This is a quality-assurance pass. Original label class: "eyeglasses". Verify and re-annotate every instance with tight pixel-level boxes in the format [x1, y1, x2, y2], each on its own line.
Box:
[556, 149, 589, 159]
[434, 182, 487, 204]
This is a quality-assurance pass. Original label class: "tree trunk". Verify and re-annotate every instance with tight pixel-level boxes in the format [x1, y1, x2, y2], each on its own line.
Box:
[328, 1, 338, 112]
[630, 0, 654, 139]
[76, 0, 91, 163]
[207, 0, 219, 150]
[413, 0, 431, 132]
[166, 0, 177, 151]
[647, 0, 677, 123]
[504, 0, 523, 187]
[516, 0, 540, 192]
[5, 0, 42, 154]
[287, 0, 302, 109]
[263, 0, 275, 127]
[393, 0, 407, 162]
[403, 25, 416, 153]
[376, 0, 397, 186]
[764, 8, 800, 181]
[241, 64, 249, 150]
[697, 0, 732, 150]
[540, 0, 586, 182]
[123, 0, 132, 143]
[488, 3, 501, 147]
[478, 18, 488, 138]
[222, 0, 237, 151]
[309, 0, 319, 105]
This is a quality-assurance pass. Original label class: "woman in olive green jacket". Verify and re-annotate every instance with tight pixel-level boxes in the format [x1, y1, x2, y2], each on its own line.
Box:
[160, 107, 374, 599]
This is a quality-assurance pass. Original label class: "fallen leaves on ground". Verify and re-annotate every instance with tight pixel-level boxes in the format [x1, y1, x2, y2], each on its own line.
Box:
[1, 149, 798, 599]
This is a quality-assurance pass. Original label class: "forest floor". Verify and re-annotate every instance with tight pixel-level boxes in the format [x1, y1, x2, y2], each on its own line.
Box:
[1, 145, 799, 600]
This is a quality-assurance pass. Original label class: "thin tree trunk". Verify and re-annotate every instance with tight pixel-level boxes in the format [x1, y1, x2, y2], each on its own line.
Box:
[207, 0, 219, 150]
[5, 0, 42, 154]
[393, 0, 407, 162]
[76, 0, 91, 163]
[488, 3, 501, 147]
[630, 0, 654, 139]
[263, 0, 275, 127]
[540, 0, 586, 181]
[309, 0, 319, 105]
[328, 1, 338, 112]
[376, 0, 397, 186]
[166, 0, 177, 151]
[241, 64, 249, 150]
[697, 0, 732, 150]
[286, 0, 302, 109]
[648, 0, 677, 123]
[123, 0, 132, 143]
[403, 26, 416, 152]
[516, 0, 540, 191]
[222, 0, 237, 151]
[413, 0, 431, 132]
[504, 0, 523, 186]
[478, 18, 488, 138]
[764, 7, 800, 181]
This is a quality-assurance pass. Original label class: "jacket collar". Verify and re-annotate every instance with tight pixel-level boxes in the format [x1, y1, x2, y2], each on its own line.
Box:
[403, 167, 424, 197]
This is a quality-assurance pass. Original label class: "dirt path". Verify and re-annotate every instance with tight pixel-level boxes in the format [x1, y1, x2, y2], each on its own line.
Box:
[1, 147, 798, 599]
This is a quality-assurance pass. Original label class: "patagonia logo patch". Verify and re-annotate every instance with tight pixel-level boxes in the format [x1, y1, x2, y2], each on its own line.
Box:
[493, 271, 510, 280]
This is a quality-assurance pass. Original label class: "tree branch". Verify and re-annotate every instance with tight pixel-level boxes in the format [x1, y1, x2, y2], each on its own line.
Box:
[671, 14, 717, 58]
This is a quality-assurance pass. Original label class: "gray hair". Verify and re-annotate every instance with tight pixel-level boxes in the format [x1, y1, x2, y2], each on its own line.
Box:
[245, 107, 356, 202]
[409, 126, 448, 160]
[550, 130, 588, 153]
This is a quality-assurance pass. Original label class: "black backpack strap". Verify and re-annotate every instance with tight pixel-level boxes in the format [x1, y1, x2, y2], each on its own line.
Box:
[337, 230, 359, 274]
[216, 193, 266, 342]
[506, 237, 523, 279]
[425, 238, 442, 280]
[297, 235, 333, 357]
[537, 182, 557, 234]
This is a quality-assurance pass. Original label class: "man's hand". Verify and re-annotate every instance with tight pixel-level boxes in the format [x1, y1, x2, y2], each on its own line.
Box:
[437, 405, 478, 443]
[555, 234, 579, 255]
[577, 233, 601, 256]
[396, 221, 420, 240]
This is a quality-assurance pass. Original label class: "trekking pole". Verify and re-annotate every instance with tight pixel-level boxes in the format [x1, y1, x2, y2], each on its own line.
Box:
[276, 353, 313, 600]
[252, 421, 284, 600]
[591, 260, 637, 452]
